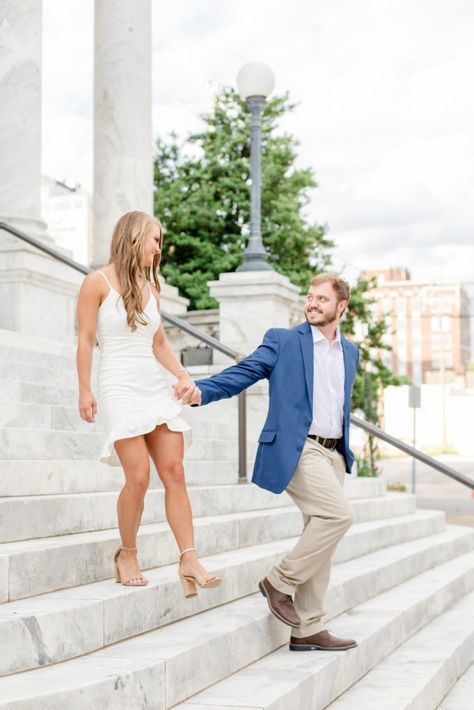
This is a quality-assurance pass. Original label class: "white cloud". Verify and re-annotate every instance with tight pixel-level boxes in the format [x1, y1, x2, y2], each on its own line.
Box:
[42, 0, 474, 286]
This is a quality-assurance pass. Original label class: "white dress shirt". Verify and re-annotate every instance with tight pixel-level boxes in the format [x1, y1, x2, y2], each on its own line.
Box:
[308, 325, 345, 438]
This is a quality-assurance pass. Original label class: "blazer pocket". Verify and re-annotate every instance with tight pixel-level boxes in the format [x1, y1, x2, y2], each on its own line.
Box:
[258, 429, 277, 443]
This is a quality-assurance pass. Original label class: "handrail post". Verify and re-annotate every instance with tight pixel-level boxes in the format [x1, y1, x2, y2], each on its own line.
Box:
[238, 391, 247, 483]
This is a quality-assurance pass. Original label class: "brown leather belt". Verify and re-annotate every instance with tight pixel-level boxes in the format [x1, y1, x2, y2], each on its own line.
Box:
[307, 434, 340, 450]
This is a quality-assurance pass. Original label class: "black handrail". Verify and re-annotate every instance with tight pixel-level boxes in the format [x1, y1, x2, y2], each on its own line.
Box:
[352, 415, 474, 490]
[1, 221, 247, 481]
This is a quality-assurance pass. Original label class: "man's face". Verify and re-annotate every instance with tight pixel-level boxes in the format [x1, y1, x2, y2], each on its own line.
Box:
[304, 281, 346, 327]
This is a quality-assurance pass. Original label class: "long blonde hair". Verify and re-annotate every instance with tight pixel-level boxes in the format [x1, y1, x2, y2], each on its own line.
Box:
[109, 211, 163, 332]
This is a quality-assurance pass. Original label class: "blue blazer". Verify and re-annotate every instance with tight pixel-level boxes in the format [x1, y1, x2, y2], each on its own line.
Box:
[196, 321, 359, 494]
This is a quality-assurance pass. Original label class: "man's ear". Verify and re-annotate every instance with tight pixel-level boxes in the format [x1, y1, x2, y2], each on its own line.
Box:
[338, 299, 348, 316]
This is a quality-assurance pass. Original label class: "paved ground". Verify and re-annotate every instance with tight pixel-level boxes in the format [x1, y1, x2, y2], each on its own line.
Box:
[377, 455, 474, 526]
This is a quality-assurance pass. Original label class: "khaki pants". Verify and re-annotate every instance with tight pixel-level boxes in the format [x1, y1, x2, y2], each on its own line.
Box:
[267, 437, 353, 637]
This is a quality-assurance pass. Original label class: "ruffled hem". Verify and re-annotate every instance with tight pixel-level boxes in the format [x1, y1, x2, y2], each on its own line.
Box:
[99, 410, 192, 467]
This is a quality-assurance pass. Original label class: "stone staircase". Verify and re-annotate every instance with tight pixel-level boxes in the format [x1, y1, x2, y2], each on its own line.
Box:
[0, 329, 473, 709]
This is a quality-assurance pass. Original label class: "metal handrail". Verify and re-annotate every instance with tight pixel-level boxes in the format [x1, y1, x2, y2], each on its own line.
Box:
[352, 415, 474, 490]
[3, 221, 472, 491]
[1, 221, 247, 481]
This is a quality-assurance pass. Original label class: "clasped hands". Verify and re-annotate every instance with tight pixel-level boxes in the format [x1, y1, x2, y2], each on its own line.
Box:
[172, 373, 201, 406]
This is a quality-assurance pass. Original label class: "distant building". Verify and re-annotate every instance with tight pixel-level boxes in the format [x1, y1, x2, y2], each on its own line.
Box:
[364, 268, 471, 385]
[41, 177, 92, 265]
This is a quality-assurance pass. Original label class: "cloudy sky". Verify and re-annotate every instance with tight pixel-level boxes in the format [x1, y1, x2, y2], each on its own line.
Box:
[42, 0, 474, 286]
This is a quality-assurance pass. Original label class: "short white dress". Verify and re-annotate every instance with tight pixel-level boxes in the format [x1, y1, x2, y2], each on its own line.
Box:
[96, 271, 192, 466]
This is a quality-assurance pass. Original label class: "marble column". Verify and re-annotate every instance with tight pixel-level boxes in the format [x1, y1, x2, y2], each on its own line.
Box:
[93, 0, 153, 267]
[0, 1, 82, 342]
[0, 0, 46, 238]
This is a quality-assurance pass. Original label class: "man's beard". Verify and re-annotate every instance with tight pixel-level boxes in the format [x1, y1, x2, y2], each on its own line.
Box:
[305, 307, 338, 327]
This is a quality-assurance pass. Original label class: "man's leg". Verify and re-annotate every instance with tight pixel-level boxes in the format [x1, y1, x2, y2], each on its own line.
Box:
[291, 447, 349, 637]
[266, 439, 353, 637]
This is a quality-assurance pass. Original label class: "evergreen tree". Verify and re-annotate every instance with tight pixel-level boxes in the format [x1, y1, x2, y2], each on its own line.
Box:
[154, 88, 331, 309]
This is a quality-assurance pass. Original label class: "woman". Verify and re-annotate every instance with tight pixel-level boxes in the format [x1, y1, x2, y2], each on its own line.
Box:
[76, 210, 220, 596]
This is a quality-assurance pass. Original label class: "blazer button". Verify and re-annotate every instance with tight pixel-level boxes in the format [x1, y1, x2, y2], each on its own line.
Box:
[305, 420, 311, 426]
[297, 444, 302, 452]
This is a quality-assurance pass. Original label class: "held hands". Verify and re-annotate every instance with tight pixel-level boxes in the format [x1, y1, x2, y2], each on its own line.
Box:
[79, 389, 97, 423]
[173, 372, 202, 406]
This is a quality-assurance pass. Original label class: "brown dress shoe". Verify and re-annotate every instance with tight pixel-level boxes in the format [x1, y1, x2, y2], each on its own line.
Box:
[289, 630, 357, 651]
[258, 577, 301, 628]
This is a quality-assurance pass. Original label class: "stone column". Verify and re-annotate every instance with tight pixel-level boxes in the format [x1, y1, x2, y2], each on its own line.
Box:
[0, 1, 83, 342]
[0, 0, 46, 238]
[93, 0, 153, 267]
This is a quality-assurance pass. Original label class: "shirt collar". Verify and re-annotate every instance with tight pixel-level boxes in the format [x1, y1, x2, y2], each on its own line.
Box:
[310, 325, 341, 345]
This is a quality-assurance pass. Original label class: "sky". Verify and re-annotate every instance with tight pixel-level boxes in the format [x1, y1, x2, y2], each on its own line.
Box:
[42, 0, 474, 287]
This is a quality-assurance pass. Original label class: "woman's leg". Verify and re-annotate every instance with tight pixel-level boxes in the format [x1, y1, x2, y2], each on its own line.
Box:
[145, 424, 214, 584]
[114, 434, 150, 583]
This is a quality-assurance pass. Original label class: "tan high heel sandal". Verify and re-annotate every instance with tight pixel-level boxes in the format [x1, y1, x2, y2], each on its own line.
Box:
[178, 547, 222, 598]
[114, 546, 149, 586]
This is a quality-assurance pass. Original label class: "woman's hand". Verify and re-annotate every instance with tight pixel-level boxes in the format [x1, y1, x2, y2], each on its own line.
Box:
[79, 389, 98, 423]
[172, 372, 201, 405]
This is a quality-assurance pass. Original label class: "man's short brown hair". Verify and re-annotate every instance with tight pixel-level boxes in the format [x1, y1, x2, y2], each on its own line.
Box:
[309, 273, 351, 303]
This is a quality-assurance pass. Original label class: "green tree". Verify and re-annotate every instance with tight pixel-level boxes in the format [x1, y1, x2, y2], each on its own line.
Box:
[154, 87, 332, 309]
[342, 275, 404, 475]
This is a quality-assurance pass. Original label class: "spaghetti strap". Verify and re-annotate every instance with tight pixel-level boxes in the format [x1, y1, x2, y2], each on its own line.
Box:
[97, 271, 113, 289]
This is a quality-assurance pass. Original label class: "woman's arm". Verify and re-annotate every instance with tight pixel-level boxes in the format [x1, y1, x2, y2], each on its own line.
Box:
[152, 320, 197, 395]
[76, 274, 104, 422]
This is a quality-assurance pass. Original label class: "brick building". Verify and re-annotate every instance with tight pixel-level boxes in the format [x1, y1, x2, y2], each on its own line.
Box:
[364, 268, 471, 385]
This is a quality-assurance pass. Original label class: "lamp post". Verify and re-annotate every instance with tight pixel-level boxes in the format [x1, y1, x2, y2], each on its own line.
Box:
[236, 61, 275, 271]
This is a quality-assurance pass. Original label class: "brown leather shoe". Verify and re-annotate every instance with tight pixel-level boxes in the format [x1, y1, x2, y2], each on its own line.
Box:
[289, 630, 357, 651]
[258, 577, 301, 628]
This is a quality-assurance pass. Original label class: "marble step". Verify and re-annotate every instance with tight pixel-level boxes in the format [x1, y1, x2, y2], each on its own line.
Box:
[2, 534, 472, 710]
[0, 401, 238, 439]
[0, 458, 241, 496]
[1, 378, 80, 406]
[0, 329, 76, 366]
[439, 661, 474, 709]
[0, 502, 436, 602]
[0, 478, 388, 542]
[0, 427, 239, 462]
[0, 460, 386, 498]
[176, 546, 474, 710]
[0, 401, 104, 433]
[328, 589, 474, 709]
[0, 361, 78, 390]
[0, 482, 293, 543]
[1, 523, 473, 677]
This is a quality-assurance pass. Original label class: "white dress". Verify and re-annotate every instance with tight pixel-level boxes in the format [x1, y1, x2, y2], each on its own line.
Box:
[96, 271, 192, 466]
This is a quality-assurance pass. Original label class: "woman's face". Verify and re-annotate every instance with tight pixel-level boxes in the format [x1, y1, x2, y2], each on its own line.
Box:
[142, 224, 162, 267]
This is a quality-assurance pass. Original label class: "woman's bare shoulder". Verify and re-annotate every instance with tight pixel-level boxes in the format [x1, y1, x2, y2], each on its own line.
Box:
[80, 271, 108, 298]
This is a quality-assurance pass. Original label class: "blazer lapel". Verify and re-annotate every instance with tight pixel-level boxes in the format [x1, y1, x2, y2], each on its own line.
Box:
[297, 322, 313, 409]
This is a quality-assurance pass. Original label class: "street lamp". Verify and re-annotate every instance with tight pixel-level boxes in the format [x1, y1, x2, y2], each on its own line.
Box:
[236, 61, 275, 271]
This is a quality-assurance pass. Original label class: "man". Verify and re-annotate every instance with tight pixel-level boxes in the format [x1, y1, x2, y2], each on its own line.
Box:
[176, 273, 359, 651]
